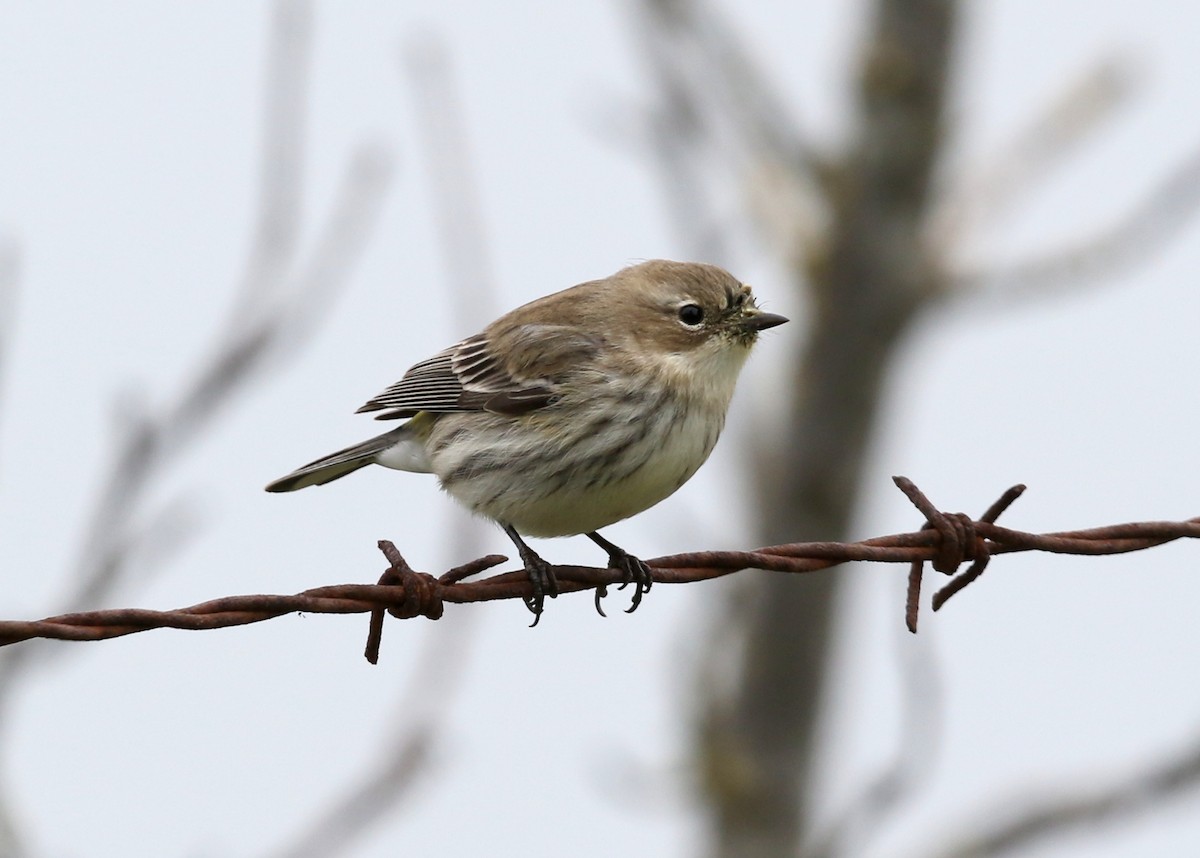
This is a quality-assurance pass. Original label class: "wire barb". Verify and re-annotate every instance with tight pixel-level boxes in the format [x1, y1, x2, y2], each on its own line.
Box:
[1, 478, 1197, 662]
[895, 478, 1025, 633]
[363, 542, 446, 664]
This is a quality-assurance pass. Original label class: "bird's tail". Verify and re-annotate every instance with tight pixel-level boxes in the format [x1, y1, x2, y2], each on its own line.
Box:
[265, 425, 425, 492]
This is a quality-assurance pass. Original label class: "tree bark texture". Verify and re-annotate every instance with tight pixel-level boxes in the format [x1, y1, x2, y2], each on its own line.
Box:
[698, 4, 958, 856]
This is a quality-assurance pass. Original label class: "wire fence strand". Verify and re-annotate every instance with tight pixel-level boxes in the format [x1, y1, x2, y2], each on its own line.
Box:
[3, 478, 1198, 662]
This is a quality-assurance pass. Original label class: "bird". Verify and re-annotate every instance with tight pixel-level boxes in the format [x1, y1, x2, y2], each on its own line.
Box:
[266, 259, 787, 620]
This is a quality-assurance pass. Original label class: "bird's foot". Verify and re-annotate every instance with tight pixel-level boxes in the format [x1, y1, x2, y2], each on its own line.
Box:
[504, 525, 558, 626]
[519, 551, 559, 627]
[587, 531, 653, 616]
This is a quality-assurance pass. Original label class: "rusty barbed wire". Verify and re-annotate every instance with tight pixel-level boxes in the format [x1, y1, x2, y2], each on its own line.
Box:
[2, 477, 1197, 663]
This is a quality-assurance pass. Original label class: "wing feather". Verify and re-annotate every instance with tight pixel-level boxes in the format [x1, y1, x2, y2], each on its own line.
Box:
[356, 326, 602, 420]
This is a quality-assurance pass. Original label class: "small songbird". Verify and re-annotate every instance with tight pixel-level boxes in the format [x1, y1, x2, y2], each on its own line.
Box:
[266, 260, 786, 619]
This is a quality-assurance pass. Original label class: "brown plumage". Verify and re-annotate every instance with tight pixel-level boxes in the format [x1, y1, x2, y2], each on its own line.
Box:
[266, 260, 787, 620]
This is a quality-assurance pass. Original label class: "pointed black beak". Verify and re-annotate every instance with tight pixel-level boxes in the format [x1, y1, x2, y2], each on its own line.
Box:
[741, 311, 789, 332]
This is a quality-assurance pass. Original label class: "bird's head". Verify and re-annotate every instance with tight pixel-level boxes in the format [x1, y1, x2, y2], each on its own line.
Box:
[615, 259, 788, 355]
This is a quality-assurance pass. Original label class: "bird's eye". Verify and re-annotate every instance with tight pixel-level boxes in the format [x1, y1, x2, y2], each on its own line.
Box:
[678, 303, 704, 326]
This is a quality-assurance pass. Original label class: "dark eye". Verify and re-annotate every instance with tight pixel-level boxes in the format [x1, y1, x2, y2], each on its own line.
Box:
[678, 303, 704, 326]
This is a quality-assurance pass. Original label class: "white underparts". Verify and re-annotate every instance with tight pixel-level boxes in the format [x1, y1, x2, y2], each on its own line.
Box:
[375, 434, 434, 473]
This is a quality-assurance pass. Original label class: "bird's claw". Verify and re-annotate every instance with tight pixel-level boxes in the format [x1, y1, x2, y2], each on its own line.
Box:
[519, 551, 558, 627]
[590, 541, 653, 616]
[593, 583, 609, 617]
[503, 524, 559, 626]
[612, 551, 653, 614]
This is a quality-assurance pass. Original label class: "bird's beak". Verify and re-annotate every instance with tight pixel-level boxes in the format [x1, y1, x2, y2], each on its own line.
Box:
[740, 310, 789, 332]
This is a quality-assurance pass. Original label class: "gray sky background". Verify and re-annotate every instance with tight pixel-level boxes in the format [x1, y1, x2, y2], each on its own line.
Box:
[1, 2, 1199, 857]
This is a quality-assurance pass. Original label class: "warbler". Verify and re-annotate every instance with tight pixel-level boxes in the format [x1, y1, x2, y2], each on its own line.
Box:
[266, 259, 786, 619]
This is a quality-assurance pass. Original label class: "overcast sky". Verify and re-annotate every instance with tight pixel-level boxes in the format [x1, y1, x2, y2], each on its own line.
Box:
[1, 3, 1199, 857]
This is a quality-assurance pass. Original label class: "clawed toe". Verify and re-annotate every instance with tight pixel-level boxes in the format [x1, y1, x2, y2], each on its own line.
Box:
[502, 526, 654, 623]
[587, 531, 653, 615]
[520, 555, 558, 626]
[503, 524, 558, 626]
[614, 553, 653, 613]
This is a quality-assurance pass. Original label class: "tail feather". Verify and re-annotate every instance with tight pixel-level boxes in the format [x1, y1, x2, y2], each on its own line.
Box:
[265, 427, 415, 492]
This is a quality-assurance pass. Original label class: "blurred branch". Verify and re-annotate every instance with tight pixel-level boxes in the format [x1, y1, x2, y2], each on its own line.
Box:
[626, 1, 735, 261]
[260, 145, 394, 361]
[0, 0, 398, 838]
[950, 145, 1200, 299]
[261, 37, 497, 858]
[0, 14, 393, 855]
[0, 0, 393, 700]
[3, 478, 1199, 652]
[402, 34, 499, 315]
[628, 0, 827, 262]
[931, 55, 1136, 250]
[695, 3, 961, 855]
[924, 729, 1200, 858]
[270, 723, 434, 858]
[267, 605, 473, 858]
[229, 0, 311, 324]
[806, 628, 944, 858]
[635, 0, 823, 180]
[623, 3, 1199, 857]
[0, 2, 357, 846]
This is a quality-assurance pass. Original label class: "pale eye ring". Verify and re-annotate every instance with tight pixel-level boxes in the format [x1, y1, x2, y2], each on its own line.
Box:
[678, 303, 704, 326]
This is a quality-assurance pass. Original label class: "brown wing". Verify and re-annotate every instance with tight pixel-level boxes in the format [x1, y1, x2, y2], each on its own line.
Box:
[356, 325, 602, 420]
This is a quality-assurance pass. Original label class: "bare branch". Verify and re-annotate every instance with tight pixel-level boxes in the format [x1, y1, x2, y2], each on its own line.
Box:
[625, 3, 734, 259]
[951, 145, 1200, 300]
[924, 730, 1200, 858]
[262, 38, 493, 858]
[266, 610, 474, 858]
[626, 0, 827, 261]
[270, 725, 435, 858]
[807, 624, 944, 858]
[635, 0, 823, 179]
[253, 143, 394, 364]
[0, 0, 393, 698]
[228, 0, 312, 325]
[931, 54, 1136, 249]
[401, 34, 499, 321]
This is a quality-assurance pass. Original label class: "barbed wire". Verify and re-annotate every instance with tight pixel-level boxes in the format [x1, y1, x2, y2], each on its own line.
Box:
[2, 477, 1197, 664]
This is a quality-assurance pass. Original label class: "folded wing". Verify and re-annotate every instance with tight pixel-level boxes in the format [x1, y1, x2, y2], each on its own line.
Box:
[356, 325, 603, 419]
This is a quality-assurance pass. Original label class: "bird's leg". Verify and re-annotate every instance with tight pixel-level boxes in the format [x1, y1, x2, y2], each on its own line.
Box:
[587, 531, 653, 614]
[502, 524, 558, 624]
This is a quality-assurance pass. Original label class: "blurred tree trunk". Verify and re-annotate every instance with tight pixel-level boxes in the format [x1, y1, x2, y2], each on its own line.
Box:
[696, 3, 957, 856]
